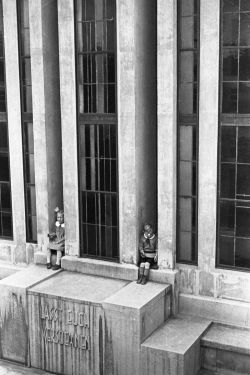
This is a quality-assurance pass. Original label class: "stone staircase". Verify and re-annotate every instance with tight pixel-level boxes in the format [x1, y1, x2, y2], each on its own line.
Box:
[141, 317, 250, 375]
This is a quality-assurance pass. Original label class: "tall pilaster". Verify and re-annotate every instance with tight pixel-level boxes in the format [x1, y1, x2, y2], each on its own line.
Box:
[2, 0, 26, 262]
[198, 0, 220, 271]
[29, 0, 63, 252]
[157, 0, 177, 269]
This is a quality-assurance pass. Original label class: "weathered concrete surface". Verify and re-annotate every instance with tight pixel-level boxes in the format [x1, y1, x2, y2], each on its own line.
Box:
[30, 0, 63, 254]
[157, 0, 177, 269]
[141, 316, 211, 375]
[2, 0, 26, 262]
[0, 263, 22, 280]
[57, 0, 79, 256]
[103, 281, 171, 375]
[28, 272, 128, 375]
[0, 266, 61, 365]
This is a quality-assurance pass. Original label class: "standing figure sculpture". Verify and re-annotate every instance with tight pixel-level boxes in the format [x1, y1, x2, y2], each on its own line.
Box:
[137, 223, 158, 285]
[47, 207, 65, 270]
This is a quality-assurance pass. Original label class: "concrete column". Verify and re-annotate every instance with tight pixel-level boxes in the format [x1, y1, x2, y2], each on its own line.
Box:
[29, 0, 63, 252]
[57, 0, 79, 256]
[198, 0, 220, 271]
[118, 0, 157, 264]
[2, 0, 26, 262]
[157, 0, 177, 269]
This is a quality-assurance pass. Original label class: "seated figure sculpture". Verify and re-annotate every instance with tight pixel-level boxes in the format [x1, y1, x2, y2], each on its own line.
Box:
[47, 207, 65, 270]
[137, 223, 158, 285]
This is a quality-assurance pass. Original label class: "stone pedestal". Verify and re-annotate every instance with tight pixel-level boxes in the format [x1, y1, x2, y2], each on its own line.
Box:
[103, 281, 171, 375]
[28, 272, 128, 375]
[0, 266, 61, 365]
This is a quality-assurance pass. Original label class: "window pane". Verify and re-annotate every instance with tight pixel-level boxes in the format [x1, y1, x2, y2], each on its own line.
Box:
[179, 197, 192, 231]
[0, 122, 8, 151]
[222, 82, 237, 113]
[237, 164, 250, 196]
[0, 155, 9, 181]
[223, 0, 239, 12]
[27, 215, 37, 242]
[240, 13, 250, 46]
[0, 86, 6, 111]
[219, 200, 235, 235]
[236, 207, 250, 237]
[2, 212, 12, 237]
[25, 154, 35, 184]
[23, 85, 33, 112]
[221, 126, 236, 162]
[27, 186, 36, 215]
[241, 0, 250, 11]
[180, 16, 196, 49]
[223, 49, 238, 81]
[238, 127, 250, 163]
[179, 161, 193, 196]
[235, 238, 250, 268]
[179, 51, 197, 83]
[218, 236, 235, 266]
[0, 59, 5, 85]
[1, 184, 11, 211]
[239, 82, 250, 113]
[220, 163, 235, 198]
[223, 13, 239, 47]
[239, 49, 250, 80]
[180, 126, 195, 161]
[24, 122, 34, 154]
[178, 231, 193, 262]
[22, 58, 31, 85]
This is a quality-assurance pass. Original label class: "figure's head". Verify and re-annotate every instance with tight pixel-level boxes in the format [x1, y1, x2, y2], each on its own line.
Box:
[144, 223, 153, 238]
[56, 211, 64, 224]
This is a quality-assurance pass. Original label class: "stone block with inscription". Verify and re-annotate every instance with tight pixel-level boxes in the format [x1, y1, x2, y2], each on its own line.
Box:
[0, 266, 61, 365]
[28, 272, 128, 375]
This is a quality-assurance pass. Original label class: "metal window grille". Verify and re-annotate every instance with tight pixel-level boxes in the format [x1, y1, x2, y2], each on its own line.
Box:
[0, 0, 13, 239]
[76, 0, 118, 260]
[17, 0, 37, 243]
[177, 0, 199, 264]
[217, 0, 250, 270]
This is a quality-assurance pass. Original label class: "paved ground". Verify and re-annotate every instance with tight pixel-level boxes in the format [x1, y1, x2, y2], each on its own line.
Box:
[0, 361, 52, 375]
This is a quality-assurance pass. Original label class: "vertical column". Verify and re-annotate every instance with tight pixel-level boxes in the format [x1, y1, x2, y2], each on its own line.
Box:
[157, 0, 177, 269]
[2, 0, 26, 261]
[117, 0, 137, 263]
[198, 0, 220, 271]
[30, 0, 63, 252]
[57, 0, 79, 256]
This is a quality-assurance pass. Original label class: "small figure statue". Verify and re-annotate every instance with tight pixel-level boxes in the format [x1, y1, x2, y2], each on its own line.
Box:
[47, 207, 65, 270]
[137, 223, 158, 285]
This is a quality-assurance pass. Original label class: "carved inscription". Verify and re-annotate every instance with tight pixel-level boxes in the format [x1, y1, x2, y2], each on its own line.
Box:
[40, 303, 90, 350]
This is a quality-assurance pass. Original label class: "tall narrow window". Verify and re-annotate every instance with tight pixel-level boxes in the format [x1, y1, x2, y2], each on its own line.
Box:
[17, 0, 37, 242]
[217, 0, 250, 269]
[75, 0, 118, 260]
[177, 0, 199, 263]
[0, 0, 13, 238]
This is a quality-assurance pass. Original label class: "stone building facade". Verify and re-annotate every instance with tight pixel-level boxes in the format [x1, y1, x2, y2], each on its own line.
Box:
[1, 0, 250, 374]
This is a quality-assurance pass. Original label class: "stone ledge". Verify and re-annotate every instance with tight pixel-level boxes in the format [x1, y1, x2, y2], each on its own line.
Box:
[179, 293, 250, 328]
[0, 262, 23, 280]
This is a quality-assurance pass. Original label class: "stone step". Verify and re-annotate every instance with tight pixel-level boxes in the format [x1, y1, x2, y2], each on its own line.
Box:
[141, 315, 211, 375]
[0, 360, 51, 374]
[198, 369, 242, 375]
[201, 323, 250, 374]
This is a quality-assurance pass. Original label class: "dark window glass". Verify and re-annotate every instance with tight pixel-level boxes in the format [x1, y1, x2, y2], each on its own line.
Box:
[223, 0, 239, 12]
[18, 1, 37, 242]
[0, 0, 12, 239]
[222, 2, 250, 114]
[177, 0, 199, 264]
[221, 126, 236, 162]
[76, 0, 118, 260]
[218, 0, 250, 270]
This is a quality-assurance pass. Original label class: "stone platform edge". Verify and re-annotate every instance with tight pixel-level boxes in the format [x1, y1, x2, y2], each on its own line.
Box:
[34, 252, 178, 285]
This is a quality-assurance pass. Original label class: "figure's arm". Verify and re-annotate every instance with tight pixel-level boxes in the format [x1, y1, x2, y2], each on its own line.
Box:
[138, 236, 145, 257]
